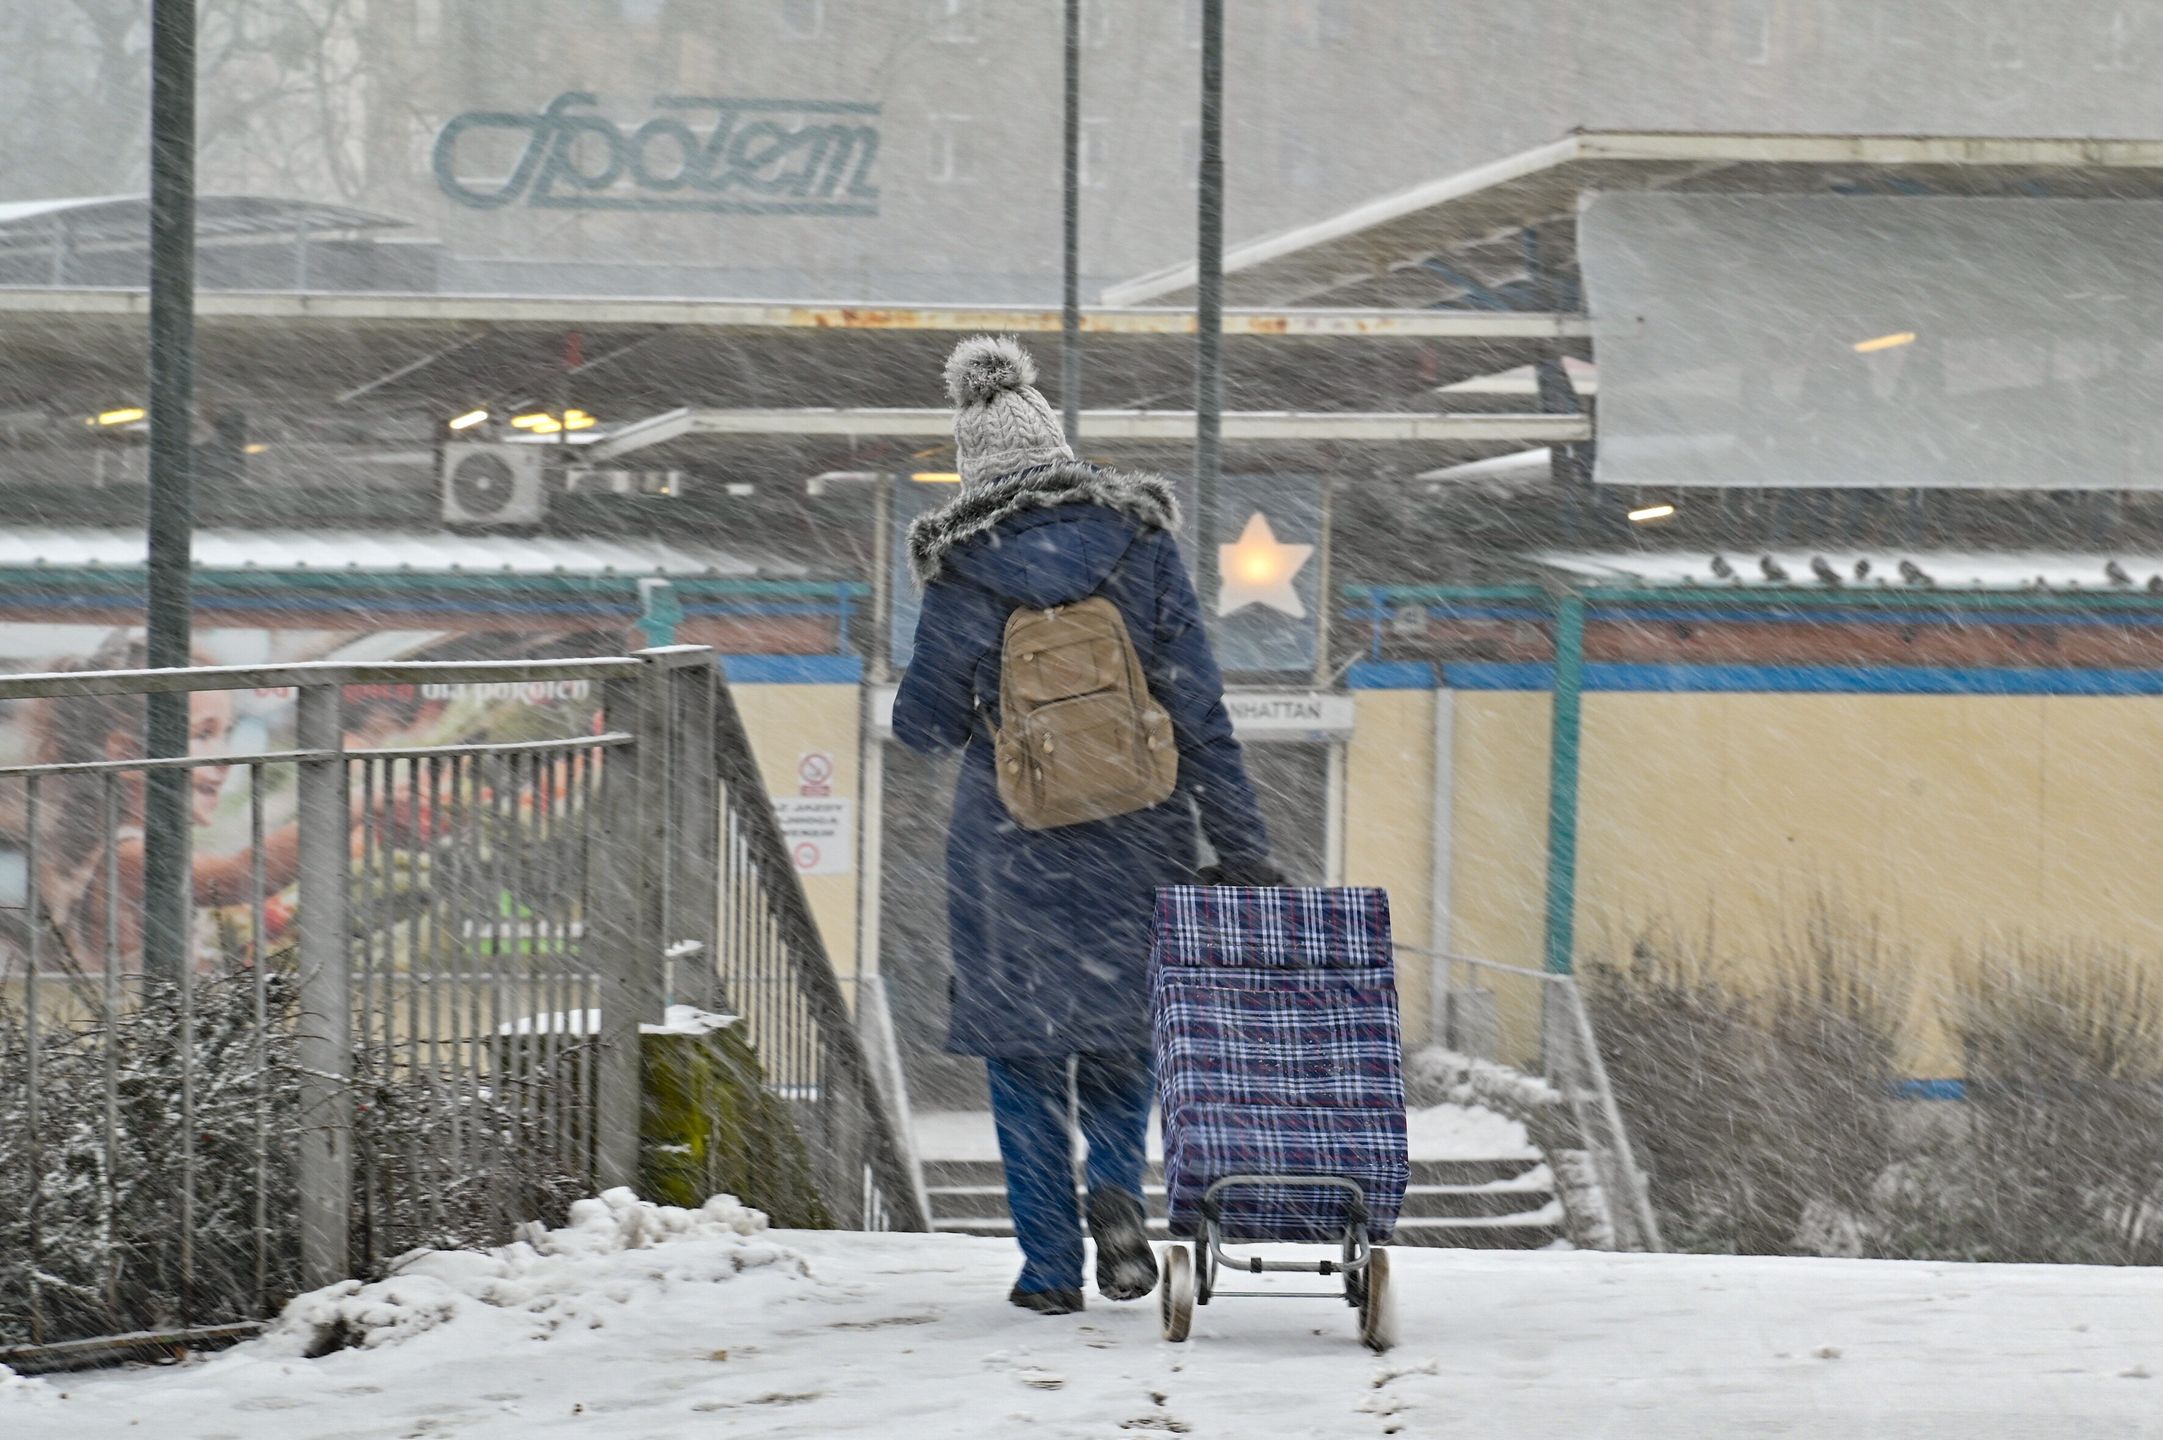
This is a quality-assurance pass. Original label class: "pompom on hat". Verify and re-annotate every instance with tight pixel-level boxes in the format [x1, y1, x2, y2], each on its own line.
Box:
[943, 335, 1075, 489]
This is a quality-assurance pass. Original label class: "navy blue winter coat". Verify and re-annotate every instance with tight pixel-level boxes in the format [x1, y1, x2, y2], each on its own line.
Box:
[893, 492, 1272, 1058]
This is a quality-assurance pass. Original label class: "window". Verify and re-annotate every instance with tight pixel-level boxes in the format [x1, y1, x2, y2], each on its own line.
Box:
[1079, 117, 1111, 190]
[1984, 16, 2024, 69]
[928, 115, 976, 184]
[617, 0, 667, 21]
[2096, 8, 2138, 70]
[928, 0, 977, 43]
[1731, 0, 1773, 65]
[781, 0, 823, 40]
[1281, 132, 1326, 192]
[1080, 0, 1112, 48]
[1180, 121, 1200, 188]
[1185, 0, 1203, 48]
[1419, 10, 1450, 55]
[1301, 0, 1354, 47]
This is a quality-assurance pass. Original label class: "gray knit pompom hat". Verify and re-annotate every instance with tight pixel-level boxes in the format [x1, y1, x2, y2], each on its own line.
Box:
[944, 335, 1074, 489]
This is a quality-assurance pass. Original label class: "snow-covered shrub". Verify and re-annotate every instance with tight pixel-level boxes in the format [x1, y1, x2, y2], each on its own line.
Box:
[348, 1045, 595, 1263]
[0, 963, 606, 1349]
[1911, 944, 2163, 1265]
[1582, 905, 1904, 1256]
[0, 970, 305, 1347]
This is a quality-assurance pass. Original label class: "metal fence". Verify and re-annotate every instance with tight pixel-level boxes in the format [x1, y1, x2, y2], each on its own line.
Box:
[1424, 948, 1664, 1252]
[0, 646, 921, 1364]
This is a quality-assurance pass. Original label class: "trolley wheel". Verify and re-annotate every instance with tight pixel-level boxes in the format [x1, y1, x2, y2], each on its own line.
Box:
[1160, 1245, 1196, 1343]
[1342, 1224, 1365, 1308]
[1358, 1247, 1395, 1353]
[1196, 1223, 1215, 1305]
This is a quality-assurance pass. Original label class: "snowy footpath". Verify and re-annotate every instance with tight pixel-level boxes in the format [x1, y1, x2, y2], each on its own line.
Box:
[8, 1190, 2163, 1439]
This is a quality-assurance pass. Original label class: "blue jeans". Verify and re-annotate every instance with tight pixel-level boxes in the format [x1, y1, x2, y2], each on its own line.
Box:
[985, 1052, 1153, 1294]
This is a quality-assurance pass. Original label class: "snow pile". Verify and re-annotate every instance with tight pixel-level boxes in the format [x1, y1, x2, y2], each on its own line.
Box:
[0, 1364, 55, 1407]
[1408, 1045, 1560, 1119]
[496, 1005, 738, 1036]
[263, 1188, 797, 1358]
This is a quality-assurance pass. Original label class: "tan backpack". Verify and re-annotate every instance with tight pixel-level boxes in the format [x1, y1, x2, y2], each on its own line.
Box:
[993, 596, 1179, 830]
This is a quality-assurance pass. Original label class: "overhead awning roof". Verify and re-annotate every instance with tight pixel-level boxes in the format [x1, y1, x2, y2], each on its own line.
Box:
[0, 527, 775, 578]
[0, 289, 1583, 416]
[1541, 549, 2163, 594]
[588, 406, 1588, 462]
[1105, 131, 2163, 308]
[0, 195, 411, 252]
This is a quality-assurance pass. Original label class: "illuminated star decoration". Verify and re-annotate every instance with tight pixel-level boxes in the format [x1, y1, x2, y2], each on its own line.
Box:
[1216, 511, 1314, 619]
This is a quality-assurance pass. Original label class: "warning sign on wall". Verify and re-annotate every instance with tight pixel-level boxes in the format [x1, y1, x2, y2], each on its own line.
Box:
[773, 796, 853, 875]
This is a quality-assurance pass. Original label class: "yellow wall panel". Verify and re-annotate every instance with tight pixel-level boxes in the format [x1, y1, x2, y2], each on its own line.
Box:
[2036, 698, 2163, 951]
[1444, 685, 2163, 1078]
[1343, 690, 1436, 1036]
[728, 683, 862, 985]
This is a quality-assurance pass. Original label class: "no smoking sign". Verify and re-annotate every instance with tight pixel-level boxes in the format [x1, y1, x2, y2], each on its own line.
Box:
[775, 751, 850, 875]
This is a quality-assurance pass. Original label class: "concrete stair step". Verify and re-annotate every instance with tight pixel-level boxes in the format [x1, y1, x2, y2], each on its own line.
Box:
[920, 1156, 1544, 1192]
[930, 1209, 1566, 1250]
[927, 1178, 1556, 1224]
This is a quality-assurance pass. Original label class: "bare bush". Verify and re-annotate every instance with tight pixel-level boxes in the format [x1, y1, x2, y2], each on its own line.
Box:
[1929, 944, 2163, 1265]
[0, 964, 597, 1349]
[1584, 905, 1904, 1256]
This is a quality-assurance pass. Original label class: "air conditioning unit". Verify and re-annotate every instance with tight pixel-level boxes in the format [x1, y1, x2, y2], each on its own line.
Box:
[440, 442, 546, 526]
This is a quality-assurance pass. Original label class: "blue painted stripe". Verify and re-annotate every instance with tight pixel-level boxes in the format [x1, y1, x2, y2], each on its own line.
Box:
[1345, 660, 1437, 690]
[1895, 1079, 1967, 1101]
[0, 591, 854, 621]
[1345, 600, 2163, 630]
[1443, 661, 2163, 696]
[720, 654, 864, 685]
[0, 591, 639, 618]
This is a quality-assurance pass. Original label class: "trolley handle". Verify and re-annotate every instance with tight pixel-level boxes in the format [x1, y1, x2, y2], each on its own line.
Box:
[1199, 1173, 1373, 1276]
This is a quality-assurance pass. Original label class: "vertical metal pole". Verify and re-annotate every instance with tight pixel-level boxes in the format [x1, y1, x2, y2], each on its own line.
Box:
[24, 777, 44, 1343]
[1542, 594, 1586, 976]
[143, 0, 198, 991]
[1194, 0, 1226, 585]
[591, 670, 660, 1191]
[295, 683, 352, 1289]
[248, 765, 269, 1312]
[1427, 684, 1457, 1047]
[637, 577, 681, 648]
[1061, 0, 1082, 443]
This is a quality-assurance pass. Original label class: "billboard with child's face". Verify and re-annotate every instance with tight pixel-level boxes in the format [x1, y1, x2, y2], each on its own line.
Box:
[0, 622, 612, 975]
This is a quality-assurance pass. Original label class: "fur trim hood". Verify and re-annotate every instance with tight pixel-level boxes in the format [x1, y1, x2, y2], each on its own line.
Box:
[907, 461, 1180, 586]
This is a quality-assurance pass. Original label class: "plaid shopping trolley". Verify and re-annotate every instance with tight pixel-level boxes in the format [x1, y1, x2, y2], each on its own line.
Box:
[1150, 884, 1406, 1350]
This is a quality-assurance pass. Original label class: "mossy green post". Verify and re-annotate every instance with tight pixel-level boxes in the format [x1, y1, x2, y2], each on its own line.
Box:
[638, 1027, 831, 1228]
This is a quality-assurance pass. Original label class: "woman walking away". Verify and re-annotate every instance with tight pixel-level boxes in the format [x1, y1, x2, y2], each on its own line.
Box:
[893, 336, 1284, 1316]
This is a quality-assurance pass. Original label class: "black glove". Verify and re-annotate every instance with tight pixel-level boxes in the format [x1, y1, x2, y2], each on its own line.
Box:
[1197, 857, 1288, 888]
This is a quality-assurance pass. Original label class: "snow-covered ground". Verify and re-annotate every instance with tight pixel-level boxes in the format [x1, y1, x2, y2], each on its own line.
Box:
[10, 1190, 2163, 1439]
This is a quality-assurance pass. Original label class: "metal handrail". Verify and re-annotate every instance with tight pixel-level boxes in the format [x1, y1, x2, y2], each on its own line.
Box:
[2, 646, 927, 1364]
[1397, 942, 1664, 1251]
[0, 733, 633, 780]
[705, 679, 928, 1231]
[0, 655, 644, 700]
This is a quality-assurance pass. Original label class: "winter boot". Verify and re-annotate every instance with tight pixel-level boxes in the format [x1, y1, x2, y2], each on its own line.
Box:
[1088, 1188, 1158, 1301]
[1008, 1283, 1085, 1315]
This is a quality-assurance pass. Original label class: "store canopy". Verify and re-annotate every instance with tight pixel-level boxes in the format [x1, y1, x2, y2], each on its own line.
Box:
[0, 195, 410, 253]
[0, 527, 775, 579]
[1104, 131, 2163, 308]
